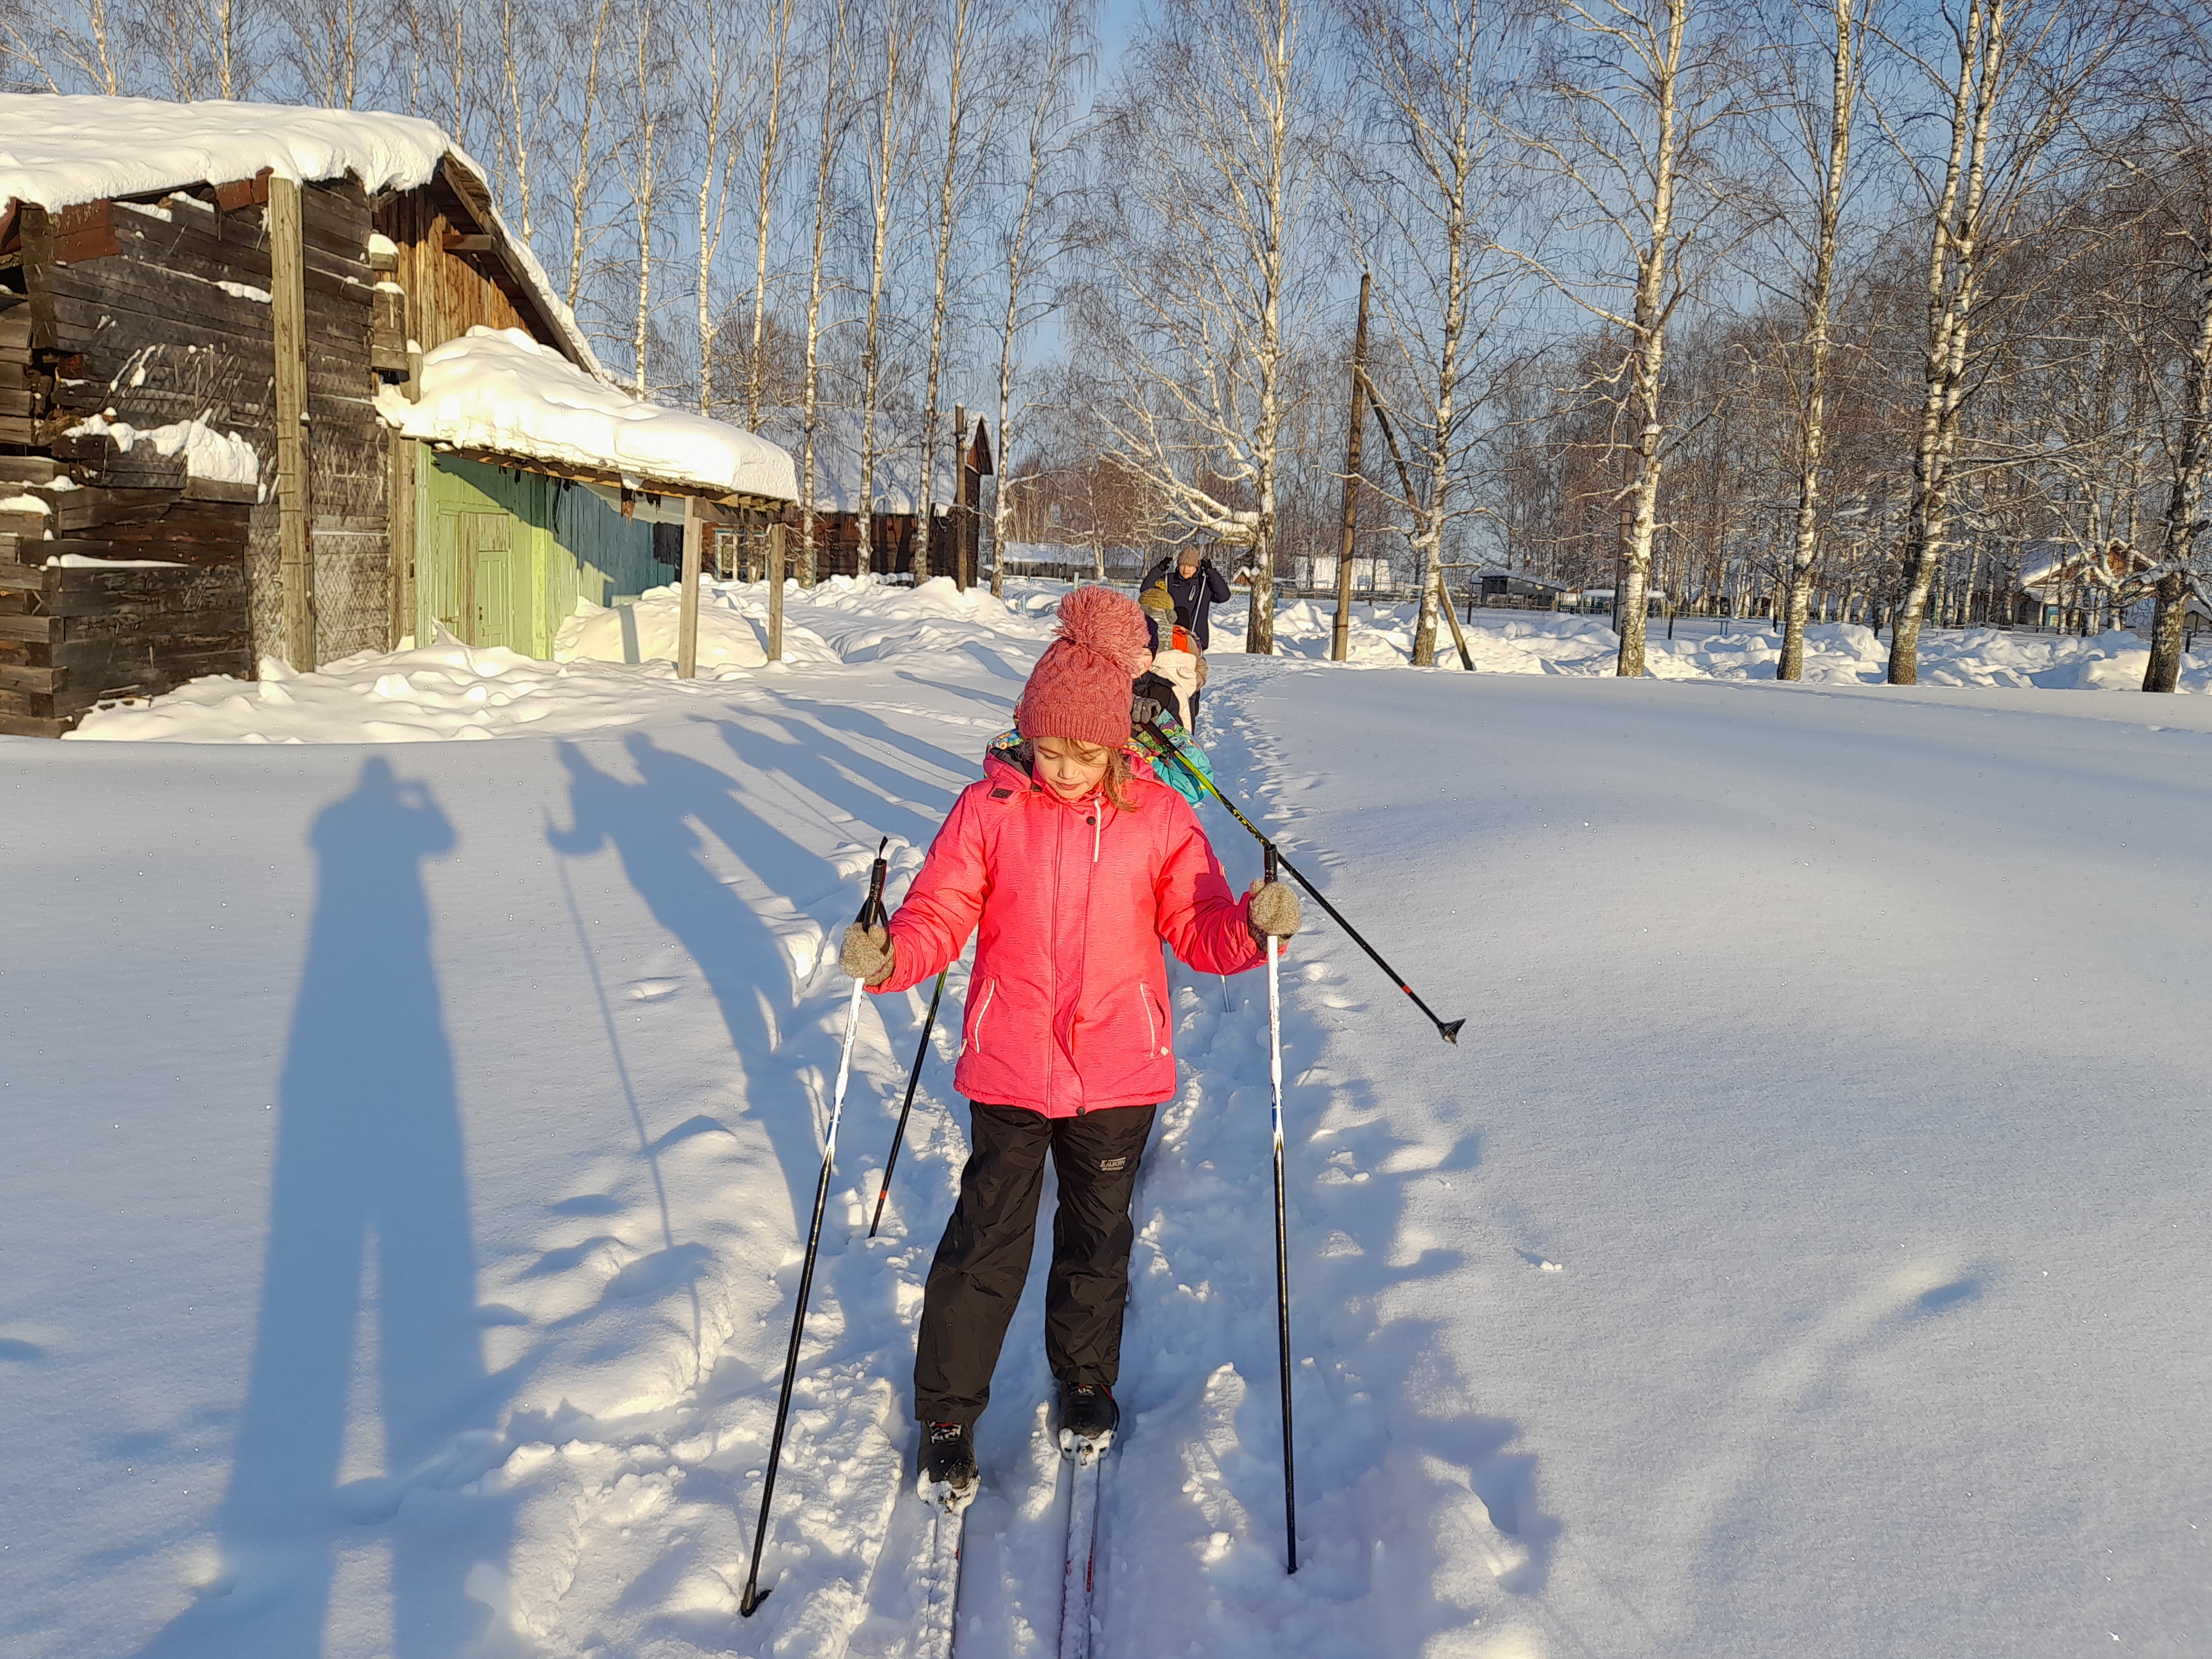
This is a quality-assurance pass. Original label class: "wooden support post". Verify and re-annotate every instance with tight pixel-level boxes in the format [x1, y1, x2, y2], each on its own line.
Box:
[953, 403, 971, 591]
[270, 176, 314, 671]
[1332, 272, 1371, 665]
[1436, 564, 1474, 670]
[678, 495, 703, 679]
[766, 519, 787, 662]
[389, 434, 417, 648]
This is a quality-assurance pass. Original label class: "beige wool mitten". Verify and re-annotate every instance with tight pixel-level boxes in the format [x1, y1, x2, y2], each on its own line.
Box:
[1246, 879, 1301, 941]
[842, 921, 895, 985]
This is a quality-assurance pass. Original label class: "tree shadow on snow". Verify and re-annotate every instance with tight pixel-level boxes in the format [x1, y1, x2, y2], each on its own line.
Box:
[133, 757, 509, 1659]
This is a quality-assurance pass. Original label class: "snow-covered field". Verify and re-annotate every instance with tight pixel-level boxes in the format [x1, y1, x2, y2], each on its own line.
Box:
[7, 580, 2210, 1658]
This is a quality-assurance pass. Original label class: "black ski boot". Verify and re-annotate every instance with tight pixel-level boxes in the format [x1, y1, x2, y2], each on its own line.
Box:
[1057, 1382, 1119, 1453]
[918, 1421, 978, 1511]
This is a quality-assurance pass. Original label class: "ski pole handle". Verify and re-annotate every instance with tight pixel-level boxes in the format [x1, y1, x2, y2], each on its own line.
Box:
[858, 837, 890, 928]
[1265, 844, 1280, 886]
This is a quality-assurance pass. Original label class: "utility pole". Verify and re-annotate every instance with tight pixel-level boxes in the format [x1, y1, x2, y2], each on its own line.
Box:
[1332, 272, 1372, 664]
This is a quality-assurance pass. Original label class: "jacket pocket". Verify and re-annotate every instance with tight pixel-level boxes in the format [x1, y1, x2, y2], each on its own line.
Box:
[964, 980, 997, 1056]
[1141, 984, 1165, 1058]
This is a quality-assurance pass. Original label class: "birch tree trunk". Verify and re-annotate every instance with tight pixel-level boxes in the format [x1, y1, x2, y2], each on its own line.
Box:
[1778, 0, 1866, 681]
[625, 0, 663, 398]
[1887, 0, 1999, 686]
[561, 0, 615, 314]
[858, 0, 919, 580]
[1088, 0, 1316, 659]
[2143, 242, 2212, 691]
[745, 0, 796, 431]
[797, 0, 853, 587]
[914, 0, 990, 585]
[1346, 0, 1500, 668]
[990, 2, 1086, 601]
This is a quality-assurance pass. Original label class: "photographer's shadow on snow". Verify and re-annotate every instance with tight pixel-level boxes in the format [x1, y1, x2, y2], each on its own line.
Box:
[137, 757, 508, 1659]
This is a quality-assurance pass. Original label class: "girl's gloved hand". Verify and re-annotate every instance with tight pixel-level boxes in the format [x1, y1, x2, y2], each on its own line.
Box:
[1245, 879, 1300, 943]
[842, 921, 896, 986]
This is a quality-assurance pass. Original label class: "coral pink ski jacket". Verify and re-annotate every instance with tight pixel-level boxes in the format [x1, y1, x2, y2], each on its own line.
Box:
[875, 745, 1265, 1117]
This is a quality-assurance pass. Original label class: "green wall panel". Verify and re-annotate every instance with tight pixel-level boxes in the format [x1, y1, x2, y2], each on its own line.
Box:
[418, 455, 668, 659]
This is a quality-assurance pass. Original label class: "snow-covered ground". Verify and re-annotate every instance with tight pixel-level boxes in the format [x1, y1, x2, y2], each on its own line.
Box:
[7, 580, 2210, 1658]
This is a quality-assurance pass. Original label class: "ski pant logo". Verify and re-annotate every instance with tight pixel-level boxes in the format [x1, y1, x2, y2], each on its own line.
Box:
[1097, 1156, 1127, 1171]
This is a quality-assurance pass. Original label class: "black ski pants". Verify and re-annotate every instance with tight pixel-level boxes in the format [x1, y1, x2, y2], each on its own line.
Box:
[914, 1100, 1158, 1427]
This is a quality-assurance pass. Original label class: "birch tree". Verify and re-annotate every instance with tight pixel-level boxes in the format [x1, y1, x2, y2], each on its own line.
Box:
[1766, 0, 1871, 680]
[856, 0, 924, 576]
[547, 0, 618, 312]
[617, 0, 674, 395]
[988, 0, 1091, 598]
[688, 0, 758, 415]
[2136, 36, 2212, 691]
[744, 0, 797, 430]
[1503, 0, 1754, 676]
[1085, 0, 1326, 654]
[1878, 0, 2133, 684]
[1344, 0, 1519, 666]
[912, 0, 1019, 584]
[795, 0, 855, 585]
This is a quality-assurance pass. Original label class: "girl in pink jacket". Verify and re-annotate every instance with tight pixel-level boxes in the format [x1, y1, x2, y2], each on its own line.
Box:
[841, 586, 1300, 1505]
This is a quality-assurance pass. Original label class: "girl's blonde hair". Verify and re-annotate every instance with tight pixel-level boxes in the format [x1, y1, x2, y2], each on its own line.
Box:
[1102, 747, 1141, 813]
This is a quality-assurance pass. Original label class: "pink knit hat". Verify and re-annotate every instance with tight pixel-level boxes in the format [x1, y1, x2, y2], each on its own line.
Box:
[1016, 587, 1153, 750]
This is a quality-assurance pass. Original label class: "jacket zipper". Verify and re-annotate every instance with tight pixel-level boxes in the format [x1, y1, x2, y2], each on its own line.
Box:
[1141, 984, 1158, 1056]
[968, 980, 996, 1055]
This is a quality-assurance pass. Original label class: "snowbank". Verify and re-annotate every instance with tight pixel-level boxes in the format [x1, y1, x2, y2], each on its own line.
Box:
[376, 328, 798, 502]
[0, 94, 450, 213]
[1217, 598, 2212, 690]
[71, 576, 1056, 743]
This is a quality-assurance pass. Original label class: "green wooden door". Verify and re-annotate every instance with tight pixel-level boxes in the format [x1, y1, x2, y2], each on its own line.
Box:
[457, 512, 520, 649]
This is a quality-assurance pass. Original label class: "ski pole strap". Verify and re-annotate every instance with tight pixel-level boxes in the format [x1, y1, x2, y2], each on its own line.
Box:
[859, 836, 890, 928]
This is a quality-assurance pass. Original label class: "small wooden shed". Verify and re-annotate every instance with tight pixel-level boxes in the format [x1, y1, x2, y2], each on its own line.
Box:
[0, 93, 793, 734]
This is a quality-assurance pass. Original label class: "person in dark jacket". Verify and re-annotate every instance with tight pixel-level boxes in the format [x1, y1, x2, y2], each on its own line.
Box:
[1139, 545, 1233, 651]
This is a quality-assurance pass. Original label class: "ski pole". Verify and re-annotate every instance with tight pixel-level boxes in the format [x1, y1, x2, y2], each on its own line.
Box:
[1140, 718, 1465, 1043]
[1264, 845, 1298, 1574]
[868, 966, 949, 1238]
[740, 839, 890, 1619]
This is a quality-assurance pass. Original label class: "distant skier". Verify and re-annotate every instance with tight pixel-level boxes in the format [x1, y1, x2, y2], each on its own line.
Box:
[840, 586, 1301, 1507]
[1139, 544, 1234, 651]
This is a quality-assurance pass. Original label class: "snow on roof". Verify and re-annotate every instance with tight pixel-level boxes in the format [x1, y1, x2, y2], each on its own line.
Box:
[0, 93, 447, 215]
[0, 93, 603, 378]
[376, 327, 798, 502]
[755, 408, 959, 514]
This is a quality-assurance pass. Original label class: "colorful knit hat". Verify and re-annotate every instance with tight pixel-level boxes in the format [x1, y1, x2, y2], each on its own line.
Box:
[1017, 586, 1154, 750]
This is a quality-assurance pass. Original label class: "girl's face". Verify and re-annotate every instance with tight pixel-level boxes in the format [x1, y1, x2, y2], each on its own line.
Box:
[1031, 736, 1112, 801]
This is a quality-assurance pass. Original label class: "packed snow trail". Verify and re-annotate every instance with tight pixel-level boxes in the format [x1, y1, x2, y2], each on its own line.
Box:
[7, 581, 2212, 1657]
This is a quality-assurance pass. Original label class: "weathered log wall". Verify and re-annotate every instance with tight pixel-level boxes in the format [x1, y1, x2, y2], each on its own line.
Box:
[0, 174, 387, 729]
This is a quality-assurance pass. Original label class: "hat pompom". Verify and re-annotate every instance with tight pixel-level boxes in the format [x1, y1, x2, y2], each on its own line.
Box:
[1055, 585, 1153, 676]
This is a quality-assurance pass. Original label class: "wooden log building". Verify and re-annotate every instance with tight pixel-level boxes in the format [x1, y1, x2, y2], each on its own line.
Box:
[757, 407, 993, 585]
[0, 95, 795, 735]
